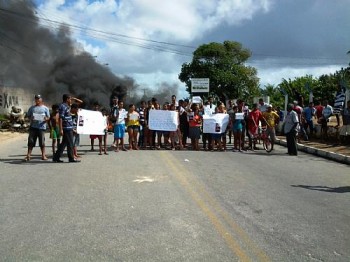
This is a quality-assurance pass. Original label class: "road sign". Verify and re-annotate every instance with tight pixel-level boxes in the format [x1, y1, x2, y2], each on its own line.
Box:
[191, 78, 209, 93]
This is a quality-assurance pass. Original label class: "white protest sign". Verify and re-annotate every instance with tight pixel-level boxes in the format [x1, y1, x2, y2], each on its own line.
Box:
[118, 110, 127, 121]
[192, 96, 203, 104]
[204, 105, 214, 115]
[33, 113, 45, 121]
[202, 113, 229, 133]
[77, 109, 105, 135]
[235, 113, 244, 120]
[191, 78, 209, 93]
[149, 110, 178, 131]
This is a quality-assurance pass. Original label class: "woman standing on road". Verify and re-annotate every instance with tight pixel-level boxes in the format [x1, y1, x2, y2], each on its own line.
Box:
[188, 103, 202, 151]
[127, 104, 140, 150]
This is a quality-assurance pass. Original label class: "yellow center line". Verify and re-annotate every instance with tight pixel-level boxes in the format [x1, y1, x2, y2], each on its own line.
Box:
[160, 151, 271, 262]
[160, 151, 251, 262]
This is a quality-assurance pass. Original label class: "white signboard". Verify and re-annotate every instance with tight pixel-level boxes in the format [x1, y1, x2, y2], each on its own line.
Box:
[149, 110, 178, 131]
[33, 113, 45, 121]
[202, 113, 229, 134]
[235, 113, 244, 120]
[204, 105, 215, 116]
[192, 96, 203, 104]
[191, 78, 209, 93]
[77, 109, 105, 135]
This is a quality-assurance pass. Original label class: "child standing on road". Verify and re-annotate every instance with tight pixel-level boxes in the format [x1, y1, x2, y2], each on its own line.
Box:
[231, 106, 245, 152]
[188, 103, 202, 151]
[49, 104, 60, 154]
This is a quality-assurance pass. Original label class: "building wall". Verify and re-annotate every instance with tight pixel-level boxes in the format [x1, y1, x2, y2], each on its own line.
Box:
[0, 87, 34, 115]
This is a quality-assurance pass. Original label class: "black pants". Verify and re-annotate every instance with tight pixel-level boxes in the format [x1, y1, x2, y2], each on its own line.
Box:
[180, 123, 189, 145]
[54, 129, 74, 161]
[286, 130, 298, 155]
[138, 125, 145, 147]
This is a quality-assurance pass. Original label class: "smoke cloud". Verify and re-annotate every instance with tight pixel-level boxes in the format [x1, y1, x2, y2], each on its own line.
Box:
[0, 0, 132, 108]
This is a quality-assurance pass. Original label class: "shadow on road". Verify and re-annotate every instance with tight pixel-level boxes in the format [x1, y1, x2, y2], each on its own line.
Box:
[291, 185, 350, 193]
[0, 157, 54, 165]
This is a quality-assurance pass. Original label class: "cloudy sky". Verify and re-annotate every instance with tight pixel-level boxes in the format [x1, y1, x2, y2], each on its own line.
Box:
[33, 0, 350, 97]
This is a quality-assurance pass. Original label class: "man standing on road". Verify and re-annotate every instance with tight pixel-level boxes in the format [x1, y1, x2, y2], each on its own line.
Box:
[303, 102, 316, 138]
[284, 104, 299, 156]
[340, 100, 350, 144]
[24, 94, 50, 161]
[320, 100, 333, 141]
[110, 96, 119, 147]
[53, 94, 80, 163]
[262, 104, 279, 148]
[258, 98, 268, 113]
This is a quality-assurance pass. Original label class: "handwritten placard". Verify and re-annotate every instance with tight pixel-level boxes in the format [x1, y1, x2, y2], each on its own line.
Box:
[149, 110, 178, 131]
[202, 113, 229, 133]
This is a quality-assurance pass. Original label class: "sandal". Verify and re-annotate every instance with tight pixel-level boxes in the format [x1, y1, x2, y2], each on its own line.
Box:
[23, 156, 30, 162]
[41, 156, 48, 161]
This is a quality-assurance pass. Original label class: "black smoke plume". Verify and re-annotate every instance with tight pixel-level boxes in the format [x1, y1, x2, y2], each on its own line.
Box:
[0, 0, 131, 108]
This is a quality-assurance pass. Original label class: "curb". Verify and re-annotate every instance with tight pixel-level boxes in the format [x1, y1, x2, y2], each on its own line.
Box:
[275, 139, 350, 165]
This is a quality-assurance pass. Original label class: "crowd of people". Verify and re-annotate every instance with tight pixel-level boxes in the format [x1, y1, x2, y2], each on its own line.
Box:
[23, 92, 350, 162]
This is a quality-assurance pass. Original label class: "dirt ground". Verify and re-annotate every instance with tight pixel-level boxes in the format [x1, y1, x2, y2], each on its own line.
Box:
[0, 130, 27, 144]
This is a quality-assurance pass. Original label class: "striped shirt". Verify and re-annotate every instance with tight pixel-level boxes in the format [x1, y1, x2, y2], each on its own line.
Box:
[334, 91, 346, 114]
[59, 102, 73, 130]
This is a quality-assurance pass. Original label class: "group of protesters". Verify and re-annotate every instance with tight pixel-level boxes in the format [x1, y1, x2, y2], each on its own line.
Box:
[23, 91, 350, 162]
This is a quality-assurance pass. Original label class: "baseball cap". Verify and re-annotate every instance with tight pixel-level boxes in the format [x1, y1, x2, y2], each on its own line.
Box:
[34, 94, 42, 99]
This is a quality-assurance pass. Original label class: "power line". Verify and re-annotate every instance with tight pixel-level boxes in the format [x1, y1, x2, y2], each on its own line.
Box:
[0, 6, 349, 63]
[0, 6, 194, 56]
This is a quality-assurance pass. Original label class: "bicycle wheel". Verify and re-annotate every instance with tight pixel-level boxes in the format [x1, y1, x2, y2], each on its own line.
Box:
[263, 137, 273, 153]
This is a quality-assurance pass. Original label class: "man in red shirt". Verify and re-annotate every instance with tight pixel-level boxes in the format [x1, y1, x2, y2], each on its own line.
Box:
[314, 101, 324, 122]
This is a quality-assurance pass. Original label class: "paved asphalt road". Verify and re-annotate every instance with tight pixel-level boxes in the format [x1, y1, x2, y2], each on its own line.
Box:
[0, 133, 349, 261]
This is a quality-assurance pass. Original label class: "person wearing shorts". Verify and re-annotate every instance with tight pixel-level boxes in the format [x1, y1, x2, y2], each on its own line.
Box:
[127, 104, 140, 150]
[114, 101, 127, 152]
[25, 94, 50, 161]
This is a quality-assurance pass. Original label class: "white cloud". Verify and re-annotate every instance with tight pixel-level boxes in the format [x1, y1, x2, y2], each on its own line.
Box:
[257, 65, 342, 87]
[35, 0, 347, 95]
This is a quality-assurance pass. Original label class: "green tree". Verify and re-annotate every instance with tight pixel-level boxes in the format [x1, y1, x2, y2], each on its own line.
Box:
[278, 75, 318, 106]
[260, 84, 284, 108]
[179, 41, 260, 103]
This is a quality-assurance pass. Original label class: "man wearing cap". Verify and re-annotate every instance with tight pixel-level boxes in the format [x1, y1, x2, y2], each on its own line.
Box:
[24, 95, 50, 161]
[53, 94, 80, 163]
[284, 103, 299, 156]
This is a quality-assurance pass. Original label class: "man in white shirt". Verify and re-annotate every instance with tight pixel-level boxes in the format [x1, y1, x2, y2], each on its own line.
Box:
[258, 98, 268, 113]
[284, 104, 299, 156]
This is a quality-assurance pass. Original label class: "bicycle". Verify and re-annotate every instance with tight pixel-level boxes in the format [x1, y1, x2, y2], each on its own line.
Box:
[260, 126, 273, 153]
[250, 126, 273, 153]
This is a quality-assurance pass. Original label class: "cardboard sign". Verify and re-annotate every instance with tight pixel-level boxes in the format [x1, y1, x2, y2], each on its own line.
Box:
[77, 109, 105, 135]
[148, 110, 179, 131]
[202, 113, 229, 133]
